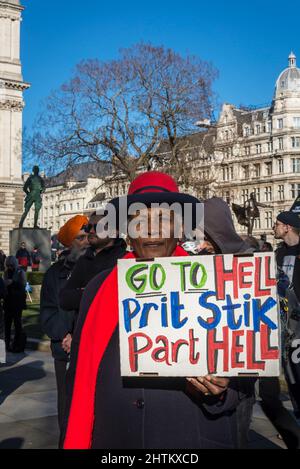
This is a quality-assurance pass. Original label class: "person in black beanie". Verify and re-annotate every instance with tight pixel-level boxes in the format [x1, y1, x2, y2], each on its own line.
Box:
[274, 211, 300, 424]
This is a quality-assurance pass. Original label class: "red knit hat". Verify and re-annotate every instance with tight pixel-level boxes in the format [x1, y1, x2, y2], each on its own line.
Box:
[128, 171, 179, 195]
[109, 171, 200, 230]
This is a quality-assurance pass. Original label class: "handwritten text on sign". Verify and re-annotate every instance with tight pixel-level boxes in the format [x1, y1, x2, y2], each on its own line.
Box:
[118, 253, 280, 377]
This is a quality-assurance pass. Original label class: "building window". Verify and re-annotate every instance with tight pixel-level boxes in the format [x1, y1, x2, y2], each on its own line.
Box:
[241, 189, 249, 204]
[244, 126, 250, 137]
[256, 144, 262, 154]
[291, 137, 300, 148]
[222, 167, 226, 181]
[242, 165, 250, 179]
[225, 191, 230, 205]
[278, 138, 283, 150]
[254, 217, 261, 229]
[254, 187, 260, 202]
[265, 162, 272, 176]
[265, 186, 272, 201]
[278, 185, 284, 200]
[277, 118, 283, 129]
[265, 211, 273, 229]
[293, 117, 300, 128]
[267, 121, 272, 132]
[292, 158, 300, 172]
[63, 204, 66, 211]
[253, 164, 260, 178]
[244, 146, 250, 156]
[268, 141, 273, 152]
[256, 124, 261, 134]
[70, 203, 73, 211]
[291, 183, 300, 198]
[278, 159, 284, 173]
[77, 202, 80, 210]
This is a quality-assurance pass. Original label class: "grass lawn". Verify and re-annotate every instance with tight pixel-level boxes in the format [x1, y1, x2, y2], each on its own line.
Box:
[22, 303, 49, 341]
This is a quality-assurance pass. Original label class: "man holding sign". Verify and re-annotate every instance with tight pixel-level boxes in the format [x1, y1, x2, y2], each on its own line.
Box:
[62, 172, 279, 450]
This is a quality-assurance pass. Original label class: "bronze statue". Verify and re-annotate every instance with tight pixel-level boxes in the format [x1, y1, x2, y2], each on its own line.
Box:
[19, 166, 45, 229]
[232, 192, 271, 236]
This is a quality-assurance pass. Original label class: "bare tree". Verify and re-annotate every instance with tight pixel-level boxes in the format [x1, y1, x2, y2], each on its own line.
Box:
[27, 43, 218, 181]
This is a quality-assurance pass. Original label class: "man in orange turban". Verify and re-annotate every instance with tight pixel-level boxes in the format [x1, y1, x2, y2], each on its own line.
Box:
[57, 215, 89, 248]
[40, 214, 89, 433]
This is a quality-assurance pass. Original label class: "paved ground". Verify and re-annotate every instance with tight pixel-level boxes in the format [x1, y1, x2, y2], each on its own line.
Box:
[0, 349, 297, 449]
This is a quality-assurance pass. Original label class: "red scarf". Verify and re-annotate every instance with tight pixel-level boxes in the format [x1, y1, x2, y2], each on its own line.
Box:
[63, 245, 188, 449]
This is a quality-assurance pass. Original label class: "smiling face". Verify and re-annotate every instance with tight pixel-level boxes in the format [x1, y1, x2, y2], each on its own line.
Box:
[128, 207, 179, 258]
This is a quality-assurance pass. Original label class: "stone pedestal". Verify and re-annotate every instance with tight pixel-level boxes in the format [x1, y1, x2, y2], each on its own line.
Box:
[9, 228, 51, 273]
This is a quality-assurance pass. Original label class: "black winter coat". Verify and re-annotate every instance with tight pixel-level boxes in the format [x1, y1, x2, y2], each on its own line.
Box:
[63, 270, 241, 449]
[3, 269, 26, 312]
[59, 238, 127, 313]
[40, 252, 77, 361]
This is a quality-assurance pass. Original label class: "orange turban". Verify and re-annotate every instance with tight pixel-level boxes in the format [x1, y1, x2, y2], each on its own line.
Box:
[57, 215, 88, 247]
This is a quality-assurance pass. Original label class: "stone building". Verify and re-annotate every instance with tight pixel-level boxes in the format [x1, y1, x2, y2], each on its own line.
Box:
[210, 52, 300, 239]
[0, 0, 29, 252]
[23, 161, 113, 231]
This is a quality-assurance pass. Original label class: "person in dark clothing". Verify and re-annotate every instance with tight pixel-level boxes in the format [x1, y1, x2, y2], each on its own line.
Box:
[62, 172, 242, 449]
[40, 215, 89, 432]
[274, 211, 300, 426]
[199, 197, 256, 449]
[0, 277, 7, 363]
[0, 250, 6, 272]
[59, 211, 127, 315]
[3, 256, 26, 352]
[252, 211, 300, 450]
[31, 247, 41, 272]
[16, 242, 31, 272]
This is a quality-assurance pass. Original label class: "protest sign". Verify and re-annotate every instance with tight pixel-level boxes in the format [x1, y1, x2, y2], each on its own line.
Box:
[118, 253, 280, 377]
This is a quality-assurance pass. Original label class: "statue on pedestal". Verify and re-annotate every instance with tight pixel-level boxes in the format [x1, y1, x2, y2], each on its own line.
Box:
[19, 166, 45, 229]
[232, 192, 272, 236]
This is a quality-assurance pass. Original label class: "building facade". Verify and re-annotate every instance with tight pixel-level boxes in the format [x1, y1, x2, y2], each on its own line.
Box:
[0, 0, 29, 252]
[212, 52, 300, 239]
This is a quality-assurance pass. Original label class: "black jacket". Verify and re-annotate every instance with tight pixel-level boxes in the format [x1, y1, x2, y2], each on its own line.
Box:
[276, 241, 300, 302]
[3, 269, 26, 312]
[63, 269, 241, 449]
[40, 251, 77, 361]
[59, 238, 127, 313]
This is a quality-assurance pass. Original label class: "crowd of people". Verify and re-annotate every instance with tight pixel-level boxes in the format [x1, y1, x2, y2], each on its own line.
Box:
[39, 171, 300, 449]
[1, 169, 300, 449]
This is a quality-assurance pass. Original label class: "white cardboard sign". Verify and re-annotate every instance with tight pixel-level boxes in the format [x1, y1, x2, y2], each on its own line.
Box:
[118, 253, 280, 377]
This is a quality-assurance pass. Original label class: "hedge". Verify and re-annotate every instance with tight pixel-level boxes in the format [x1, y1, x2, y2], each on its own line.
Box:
[26, 272, 45, 285]
[0, 271, 44, 285]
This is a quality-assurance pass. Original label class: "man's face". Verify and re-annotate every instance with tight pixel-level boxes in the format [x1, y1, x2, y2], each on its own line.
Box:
[273, 220, 289, 240]
[86, 215, 113, 249]
[71, 229, 89, 251]
[21, 243, 25, 249]
[128, 207, 179, 258]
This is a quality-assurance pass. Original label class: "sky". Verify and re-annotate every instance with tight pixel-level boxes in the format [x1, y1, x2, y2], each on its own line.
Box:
[21, 0, 300, 131]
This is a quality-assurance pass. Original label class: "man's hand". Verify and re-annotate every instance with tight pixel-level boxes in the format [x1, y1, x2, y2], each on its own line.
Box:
[62, 333, 72, 354]
[186, 375, 229, 396]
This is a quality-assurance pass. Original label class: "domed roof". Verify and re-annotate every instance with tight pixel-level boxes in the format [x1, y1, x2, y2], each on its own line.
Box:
[275, 52, 300, 95]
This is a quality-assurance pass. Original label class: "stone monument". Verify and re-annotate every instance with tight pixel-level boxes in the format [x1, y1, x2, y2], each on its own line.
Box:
[232, 192, 272, 236]
[10, 166, 51, 272]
